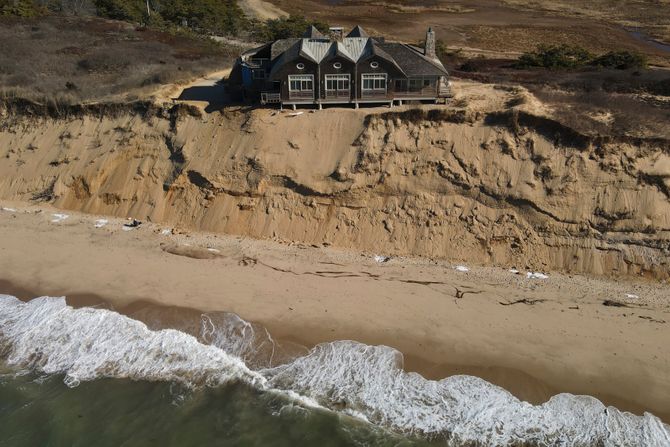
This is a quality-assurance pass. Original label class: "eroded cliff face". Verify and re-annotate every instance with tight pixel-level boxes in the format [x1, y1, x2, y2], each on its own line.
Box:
[1, 95, 669, 278]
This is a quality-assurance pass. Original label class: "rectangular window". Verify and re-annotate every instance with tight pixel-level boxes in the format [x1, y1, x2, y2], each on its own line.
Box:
[325, 74, 350, 91]
[395, 79, 408, 91]
[252, 69, 266, 80]
[362, 74, 387, 92]
[288, 75, 314, 91]
[409, 78, 423, 91]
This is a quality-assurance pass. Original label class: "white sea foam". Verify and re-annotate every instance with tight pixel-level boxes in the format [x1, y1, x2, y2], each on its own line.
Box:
[263, 341, 670, 445]
[1, 295, 668, 446]
[0, 295, 263, 388]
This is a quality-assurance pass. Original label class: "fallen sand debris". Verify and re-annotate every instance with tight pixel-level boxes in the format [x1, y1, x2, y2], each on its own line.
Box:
[526, 272, 549, 280]
[499, 298, 547, 306]
[51, 213, 69, 223]
[123, 218, 142, 231]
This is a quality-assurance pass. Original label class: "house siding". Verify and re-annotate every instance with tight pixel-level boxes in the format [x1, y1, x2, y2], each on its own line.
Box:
[319, 56, 356, 101]
[355, 56, 404, 101]
[272, 56, 319, 102]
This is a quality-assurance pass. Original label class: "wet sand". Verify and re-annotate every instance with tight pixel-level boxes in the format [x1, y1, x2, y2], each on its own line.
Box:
[0, 203, 668, 421]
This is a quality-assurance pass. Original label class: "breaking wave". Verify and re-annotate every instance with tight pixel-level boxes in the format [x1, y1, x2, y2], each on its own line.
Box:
[1, 294, 668, 446]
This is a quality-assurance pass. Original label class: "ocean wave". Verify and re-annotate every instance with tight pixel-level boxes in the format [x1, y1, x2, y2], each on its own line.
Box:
[1, 295, 668, 446]
[0, 295, 264, 388]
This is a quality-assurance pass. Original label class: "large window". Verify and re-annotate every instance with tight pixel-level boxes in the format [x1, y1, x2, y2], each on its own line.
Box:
[325, 74, 350, 91]
[362, 73, 387, 92]
[288, 75, 314, 92]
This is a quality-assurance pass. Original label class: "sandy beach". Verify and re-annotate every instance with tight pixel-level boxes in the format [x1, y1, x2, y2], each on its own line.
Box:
[0, 202, 668, 422]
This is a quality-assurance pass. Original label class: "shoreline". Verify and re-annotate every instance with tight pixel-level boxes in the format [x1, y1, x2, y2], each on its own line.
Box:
[0, 203, 668, 422]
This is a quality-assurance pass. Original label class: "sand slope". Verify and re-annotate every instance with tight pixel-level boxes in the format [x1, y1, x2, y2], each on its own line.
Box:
[1, 82, 669, 278]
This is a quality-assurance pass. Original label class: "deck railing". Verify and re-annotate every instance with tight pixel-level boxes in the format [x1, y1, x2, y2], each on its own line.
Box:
[394, 86, 439, 97]
[324, 90, 351, 100]
[361, 90, 390, 99]
[246, 58, 270, 69]
[260, 92, 281, 104]
[288, 90, 314, 100]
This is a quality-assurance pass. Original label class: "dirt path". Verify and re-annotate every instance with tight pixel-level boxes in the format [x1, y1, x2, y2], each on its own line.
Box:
[238, 0, 287, 20]
[151, 68, 232, 108]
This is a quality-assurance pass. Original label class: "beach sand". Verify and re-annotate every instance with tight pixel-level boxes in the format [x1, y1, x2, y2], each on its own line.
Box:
[0, 202, 668, 422]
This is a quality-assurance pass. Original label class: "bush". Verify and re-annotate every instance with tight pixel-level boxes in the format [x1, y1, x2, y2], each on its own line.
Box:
[0, 0, 45, 16]
[251, 15, 329, 41]
[92, 0, 246, 35]
[591, 51, 648, 69]
[516, 45, 651, 71]
[515, 44, 593, 69]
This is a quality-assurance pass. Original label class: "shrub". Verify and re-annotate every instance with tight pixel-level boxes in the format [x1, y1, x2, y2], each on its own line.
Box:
[591, 51, 648, 69]
[516, 45, 651, 71]
[0, 0, 45, 16]
[92, 0, 246, 35]
[515, 44, 593, 69]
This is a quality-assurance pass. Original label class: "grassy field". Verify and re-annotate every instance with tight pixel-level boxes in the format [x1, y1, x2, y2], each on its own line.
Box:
[0, 15, 240, 103]
[501, 0, 670, 43]
[267, 0, 670, 64]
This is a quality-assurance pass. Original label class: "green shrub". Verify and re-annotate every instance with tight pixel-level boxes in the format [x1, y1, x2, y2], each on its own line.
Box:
[591, 51, 648, 69]
[0, 0, 45, 16]
[92, 0, 246, 35]
[516, 45, 651, 71]
[515, 44, 593, 69]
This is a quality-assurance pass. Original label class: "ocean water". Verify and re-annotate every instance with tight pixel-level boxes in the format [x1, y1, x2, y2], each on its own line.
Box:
[0, 294, 669, 446]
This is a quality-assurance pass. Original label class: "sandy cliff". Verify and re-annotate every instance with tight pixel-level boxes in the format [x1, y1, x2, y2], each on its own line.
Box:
[1, 82, 669, 278]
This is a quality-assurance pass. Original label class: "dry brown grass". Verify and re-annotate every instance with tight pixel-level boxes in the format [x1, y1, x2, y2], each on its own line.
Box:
[0, 15, 241, 103]
[501, 0, 670, 42]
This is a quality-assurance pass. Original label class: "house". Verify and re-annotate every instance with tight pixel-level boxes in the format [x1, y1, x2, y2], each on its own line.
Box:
[229, 25, 451, 108]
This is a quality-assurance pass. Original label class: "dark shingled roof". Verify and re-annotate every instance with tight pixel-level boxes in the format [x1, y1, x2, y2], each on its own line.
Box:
[376, 42, 449, 77]
[271, 38, 300, 61]
[347, 25, 369, 38]
[269, 40, 319, 78]
[303, 25, 326, 39]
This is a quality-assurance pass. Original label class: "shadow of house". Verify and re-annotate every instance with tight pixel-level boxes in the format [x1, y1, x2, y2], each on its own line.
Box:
[177, 80, 229, 113]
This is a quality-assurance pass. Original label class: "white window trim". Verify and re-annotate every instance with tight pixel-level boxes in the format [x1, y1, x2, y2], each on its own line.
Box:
[333, 62, 342, 69]
[361, 73, 387, 92]
[325, 74, 350, 91]
[288, 74, 314, 92]
[370, 61, 379, 68]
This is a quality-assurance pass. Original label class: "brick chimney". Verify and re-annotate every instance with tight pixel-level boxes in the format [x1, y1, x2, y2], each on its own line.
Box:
[425, 27, 436, 59]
